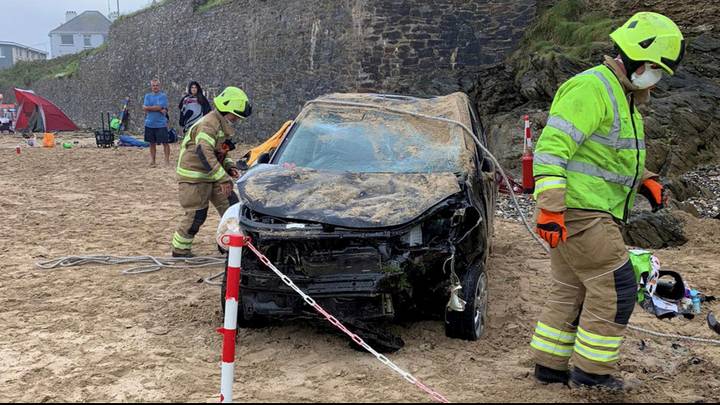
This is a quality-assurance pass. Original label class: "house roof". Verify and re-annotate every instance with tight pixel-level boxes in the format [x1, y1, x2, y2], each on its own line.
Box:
[50, 11, 112, 34]
[0, 41, 48, 56]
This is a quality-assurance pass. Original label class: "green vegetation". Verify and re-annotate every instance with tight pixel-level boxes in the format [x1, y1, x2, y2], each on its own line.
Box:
[114, 0, 175, 24]
[112, 0, 231, 24]
[195, 0, 232, 13]
[513, 0, 620, 75]
[0, 45, 106, 96]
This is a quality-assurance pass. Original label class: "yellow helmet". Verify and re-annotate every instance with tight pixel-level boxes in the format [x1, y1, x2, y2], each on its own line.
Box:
[214, 86, 252, 118]
[610, 12, 685, 75]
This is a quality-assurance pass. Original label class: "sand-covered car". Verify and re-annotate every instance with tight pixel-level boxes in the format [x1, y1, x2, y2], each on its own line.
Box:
[218, 92, 497, 349]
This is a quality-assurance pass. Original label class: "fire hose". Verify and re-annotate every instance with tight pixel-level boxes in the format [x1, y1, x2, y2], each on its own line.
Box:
[36, 254, 226, 285]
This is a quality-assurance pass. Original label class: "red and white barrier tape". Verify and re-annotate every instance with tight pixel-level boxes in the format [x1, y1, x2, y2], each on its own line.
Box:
[243, 240, 450, 403]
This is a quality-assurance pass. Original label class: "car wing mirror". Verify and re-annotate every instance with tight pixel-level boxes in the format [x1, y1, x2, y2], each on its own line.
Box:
[257, 152, 271, 165]
[236, 158, 249, 171]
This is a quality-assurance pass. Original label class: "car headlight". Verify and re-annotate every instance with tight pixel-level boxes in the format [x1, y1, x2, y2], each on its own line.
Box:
[216, 203, 244, 250]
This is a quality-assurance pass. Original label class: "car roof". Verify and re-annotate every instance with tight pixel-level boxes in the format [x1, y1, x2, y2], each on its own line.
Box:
[306, 92, 474, 128]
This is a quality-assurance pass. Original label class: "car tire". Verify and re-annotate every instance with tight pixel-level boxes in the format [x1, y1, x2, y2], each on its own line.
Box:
[444, 262, 489, 341]
[220, 258, 263, 328]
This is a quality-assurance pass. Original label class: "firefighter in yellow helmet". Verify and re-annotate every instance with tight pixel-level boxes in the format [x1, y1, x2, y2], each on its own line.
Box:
[171, 87, 252, 257]
[529, 12, 684, 389]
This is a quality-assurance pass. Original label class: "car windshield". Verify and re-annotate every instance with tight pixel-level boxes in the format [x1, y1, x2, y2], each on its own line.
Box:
[275, 106, 467, 173]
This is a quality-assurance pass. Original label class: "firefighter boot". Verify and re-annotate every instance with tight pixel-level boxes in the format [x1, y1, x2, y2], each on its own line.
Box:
[570, 367, 624, 391]
[534, 364, 569, 385]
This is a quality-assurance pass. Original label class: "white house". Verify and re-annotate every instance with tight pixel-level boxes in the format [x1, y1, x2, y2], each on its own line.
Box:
[0, 41, 47, 70]
[49, 11, 112, 58]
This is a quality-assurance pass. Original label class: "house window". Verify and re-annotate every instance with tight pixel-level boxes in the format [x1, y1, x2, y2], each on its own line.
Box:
[61, 35, 74, 45]
[84, 35, 92, 47]
[0, 48, 6, 59]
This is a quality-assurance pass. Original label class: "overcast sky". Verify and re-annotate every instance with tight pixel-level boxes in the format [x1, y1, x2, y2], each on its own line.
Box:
[3, 0, 152, 53]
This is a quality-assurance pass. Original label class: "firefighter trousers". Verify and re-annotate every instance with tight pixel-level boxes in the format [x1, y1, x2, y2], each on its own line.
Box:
[530, 215, 637, 375]
[171, 181, 239, 254]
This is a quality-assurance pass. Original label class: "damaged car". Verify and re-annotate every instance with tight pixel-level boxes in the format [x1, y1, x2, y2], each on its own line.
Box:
[217, 92, 497, 350]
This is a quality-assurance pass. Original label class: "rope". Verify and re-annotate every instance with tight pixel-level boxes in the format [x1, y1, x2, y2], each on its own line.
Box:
[36, 255, 226, 284]
[627, 324, 720, 345]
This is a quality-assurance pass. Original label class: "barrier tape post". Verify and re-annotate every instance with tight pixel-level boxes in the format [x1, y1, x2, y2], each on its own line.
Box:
[521, 115, 535, 194]
[217, 233, 249, 403]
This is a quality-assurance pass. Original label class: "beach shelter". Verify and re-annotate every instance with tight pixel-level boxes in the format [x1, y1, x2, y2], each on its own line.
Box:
[14, 88, 78, 132]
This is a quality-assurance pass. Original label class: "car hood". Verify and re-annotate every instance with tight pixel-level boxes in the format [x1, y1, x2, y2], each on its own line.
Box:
[237, 165, 462, 228]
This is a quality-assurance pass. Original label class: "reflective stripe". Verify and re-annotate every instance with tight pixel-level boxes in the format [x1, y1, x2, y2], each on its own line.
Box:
[534, 177, 567, 197]
[224, 158, 234, 167]
[196, 132, 216, 147]
[172, 240, 192, 250]
[534, 181, 567, 199]
[531, 336, 574, 358]
[176, 165, 227, 181]
[566, 160, 635, 188]
[173, 232, 193, 244]
[589, 134, 645, 150]
[579, 70, 620, 143]
[535, 322, 576, 344]
[177, 166, 210, 179]
[574, 341, 619, 362]
[210, 166, 228, 181]
[536, 177, 567, 188]
[576, 327, 623, 348]
[534, 153, 568, 169]
[546, 116, 585, 145]
[172, 233, 193, 249]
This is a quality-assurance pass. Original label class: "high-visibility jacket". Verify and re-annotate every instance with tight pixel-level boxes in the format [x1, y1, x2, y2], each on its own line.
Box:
[533, 65, 646, 222]
[176, 110, 235, 183]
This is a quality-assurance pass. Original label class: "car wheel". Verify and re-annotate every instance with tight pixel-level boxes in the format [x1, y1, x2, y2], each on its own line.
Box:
[220, 258, 263, 328]
[444, 262, 488, 341]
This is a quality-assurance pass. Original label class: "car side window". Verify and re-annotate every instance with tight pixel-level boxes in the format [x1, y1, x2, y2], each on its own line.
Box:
[467, 104, 493, 173]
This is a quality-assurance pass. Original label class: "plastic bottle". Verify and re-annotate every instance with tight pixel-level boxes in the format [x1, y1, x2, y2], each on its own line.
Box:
[690, 289, 701, 314]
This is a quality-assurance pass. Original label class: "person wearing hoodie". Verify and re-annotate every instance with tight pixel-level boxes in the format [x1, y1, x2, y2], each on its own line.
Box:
[178, 81, 212, 135]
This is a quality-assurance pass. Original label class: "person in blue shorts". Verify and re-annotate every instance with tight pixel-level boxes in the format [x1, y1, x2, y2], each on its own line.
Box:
[143, 78, 170, 167]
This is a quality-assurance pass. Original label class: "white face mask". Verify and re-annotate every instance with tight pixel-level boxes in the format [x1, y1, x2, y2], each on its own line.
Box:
[631, 63, 663, 89]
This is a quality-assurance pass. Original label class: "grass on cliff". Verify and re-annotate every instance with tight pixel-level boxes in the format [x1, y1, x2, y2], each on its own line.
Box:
[514, 0, 619, 76]
[114, 0, 175, 24]
[0, 45, 106, 98]
[113, 0, 230, 23]
[195, 0, 231, 13]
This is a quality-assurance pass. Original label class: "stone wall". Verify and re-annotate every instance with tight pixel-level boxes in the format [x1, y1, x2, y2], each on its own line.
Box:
[33, 0, 535, 142]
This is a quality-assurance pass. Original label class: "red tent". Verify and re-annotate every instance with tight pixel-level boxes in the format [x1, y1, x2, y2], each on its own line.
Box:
[14, 88, 78, 131]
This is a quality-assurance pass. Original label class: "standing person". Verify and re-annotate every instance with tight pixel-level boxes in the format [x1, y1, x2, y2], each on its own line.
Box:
[178, 81, 212, 135]
[171, 86, 252, 257]
[0, 115, 13, 133]
[529, 12, 684, 389]
[142, 79, 170, 167]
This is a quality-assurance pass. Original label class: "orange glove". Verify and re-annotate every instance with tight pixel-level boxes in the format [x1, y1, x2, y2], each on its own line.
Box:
[536, 209, 567, 248]
[639, 179, 664, 211]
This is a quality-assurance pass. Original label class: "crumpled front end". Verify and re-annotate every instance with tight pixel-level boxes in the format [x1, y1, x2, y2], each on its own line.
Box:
[235, 190, 486, 323]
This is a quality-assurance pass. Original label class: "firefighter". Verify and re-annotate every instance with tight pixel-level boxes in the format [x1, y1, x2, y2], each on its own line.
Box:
[171, 86, 252, 257]
[529, 12, 684, 389]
